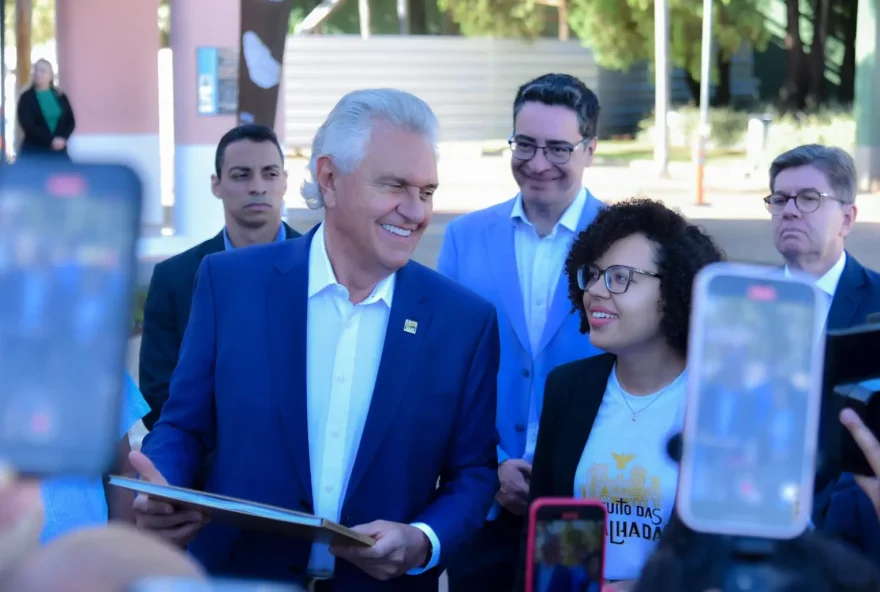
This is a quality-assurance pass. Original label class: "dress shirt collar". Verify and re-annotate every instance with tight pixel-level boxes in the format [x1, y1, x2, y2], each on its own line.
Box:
[510, 186, 587, 234]
[307, 222, 395, 306]
[223, 222, 286, 251]
[784, 251, 847, 297]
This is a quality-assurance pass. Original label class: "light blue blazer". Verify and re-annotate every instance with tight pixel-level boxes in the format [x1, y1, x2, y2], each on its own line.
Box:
[437, 192, 605, 472]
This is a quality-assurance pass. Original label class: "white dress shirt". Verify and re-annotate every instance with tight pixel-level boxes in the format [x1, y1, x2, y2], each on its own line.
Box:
[306, 223, 440, 577]
[784, 251, 846, 320]
[511, 188, 587, 463]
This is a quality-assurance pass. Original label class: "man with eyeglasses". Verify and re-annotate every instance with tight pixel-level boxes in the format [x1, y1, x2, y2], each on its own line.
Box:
[765, 144, 880, 559]
[766, 144, 880, 326]
[436, 73, 604, 591]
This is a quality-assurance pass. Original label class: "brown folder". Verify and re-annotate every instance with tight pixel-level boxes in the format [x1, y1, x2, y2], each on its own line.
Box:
[107, 475, 375, 547]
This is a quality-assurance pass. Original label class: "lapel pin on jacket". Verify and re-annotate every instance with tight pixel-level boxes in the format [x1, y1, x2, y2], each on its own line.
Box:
[403, 319, 418, 334]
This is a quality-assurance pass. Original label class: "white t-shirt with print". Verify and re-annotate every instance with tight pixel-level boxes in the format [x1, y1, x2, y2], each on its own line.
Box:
[573, 366, 687, 581]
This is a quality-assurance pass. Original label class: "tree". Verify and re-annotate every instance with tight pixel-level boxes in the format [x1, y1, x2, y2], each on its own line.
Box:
[568, 0, 769, 105]
[440, 0, 769, 105]
[437, 0, 545, 38]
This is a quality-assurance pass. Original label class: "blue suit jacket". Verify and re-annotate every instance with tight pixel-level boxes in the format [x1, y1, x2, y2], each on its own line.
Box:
[436, 193, 604, 469]
[818, 253, 880, 563]
[141, 229, 501, 590]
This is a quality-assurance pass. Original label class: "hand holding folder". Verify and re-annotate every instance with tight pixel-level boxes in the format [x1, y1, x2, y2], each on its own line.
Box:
[128, 451, 209, 547]
[111, 453, 375, 548]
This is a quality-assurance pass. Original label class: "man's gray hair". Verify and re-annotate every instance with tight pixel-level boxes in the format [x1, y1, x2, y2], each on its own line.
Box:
[300, 88, 440, 209]
[769, 144, 857, 205]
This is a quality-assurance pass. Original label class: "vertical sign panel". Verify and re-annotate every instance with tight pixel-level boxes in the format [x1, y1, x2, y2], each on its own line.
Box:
[196, 47, 219, 116]
[238, 0, 294, 127]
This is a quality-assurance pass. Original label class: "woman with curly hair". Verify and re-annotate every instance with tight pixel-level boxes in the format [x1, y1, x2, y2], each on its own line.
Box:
[515, 198, 725, 591]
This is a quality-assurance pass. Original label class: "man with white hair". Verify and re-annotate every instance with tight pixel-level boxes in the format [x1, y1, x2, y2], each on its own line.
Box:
[131, 88, 501, 591]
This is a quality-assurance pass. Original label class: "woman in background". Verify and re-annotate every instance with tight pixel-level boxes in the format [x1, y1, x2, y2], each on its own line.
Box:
[516, 198, 724, 591]
[40, 372, 150, 543]
[16, 59, 76, 160]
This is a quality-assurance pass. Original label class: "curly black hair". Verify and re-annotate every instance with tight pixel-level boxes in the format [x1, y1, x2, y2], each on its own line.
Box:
[565, 198, 725, 356]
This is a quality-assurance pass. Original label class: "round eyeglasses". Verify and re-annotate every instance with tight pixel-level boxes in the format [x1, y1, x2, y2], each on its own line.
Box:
[508, 137, 587, 165]
[577, 264, 662, 295]
[763, 190, 844, 214]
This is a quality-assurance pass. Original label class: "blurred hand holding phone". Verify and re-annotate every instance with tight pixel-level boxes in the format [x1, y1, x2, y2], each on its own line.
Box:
[0, 158, 141, 476]
[677, 262, 826, 539]
[525, 498, 607, 592]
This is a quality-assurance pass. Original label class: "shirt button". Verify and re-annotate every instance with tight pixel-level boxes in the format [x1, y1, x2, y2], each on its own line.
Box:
[536, 300, 544, 307]
[521, 369, 530, 377]
[515, 423, 526, 433]
[331, 430, 340, 438]
[325, 486, 334, 493]
[336, 375, 346, 383]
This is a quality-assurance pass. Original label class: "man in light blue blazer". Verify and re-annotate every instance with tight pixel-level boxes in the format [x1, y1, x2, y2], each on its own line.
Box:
[436, 73, 604, 592]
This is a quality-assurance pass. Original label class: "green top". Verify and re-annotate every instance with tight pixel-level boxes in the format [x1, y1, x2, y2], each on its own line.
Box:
[35, 88, 62, 135]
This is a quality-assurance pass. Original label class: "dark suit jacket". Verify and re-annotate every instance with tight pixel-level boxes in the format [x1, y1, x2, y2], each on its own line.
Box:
[817, 253, 880, 561]
[140, 227, 500, 589]
[16, 87, 76, 155]
[514, 353, 617, 591]
[139, 223, 300, 429]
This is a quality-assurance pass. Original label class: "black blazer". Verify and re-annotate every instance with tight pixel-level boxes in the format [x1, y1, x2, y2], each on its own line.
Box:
[514, 353, 617, 591]
[139, 223, 301, 430]
[16, 87, 76, 154]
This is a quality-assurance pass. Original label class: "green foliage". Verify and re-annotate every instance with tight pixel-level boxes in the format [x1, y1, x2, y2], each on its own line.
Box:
[4, 0, 55, 47]
[636, 105, 855, 153]
[437, 0, 545, 38]
[568, 0, 770, 83]
[637, 106, 751, 149]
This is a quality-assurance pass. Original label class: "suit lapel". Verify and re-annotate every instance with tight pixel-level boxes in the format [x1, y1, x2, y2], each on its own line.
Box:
[198, 232, 226, 257]
[828, 254, 867, 330]
[534, 191, 604, 357]
[559, 354, 616, 492]
[344, 263, 431, 506]
[267, 232, 314, 500]
[487, 207, 531, 356]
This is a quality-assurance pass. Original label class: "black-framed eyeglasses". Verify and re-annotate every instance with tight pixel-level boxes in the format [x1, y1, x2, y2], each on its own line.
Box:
[508, 136, 588, 165]
[577, 264, 662, 294]
[763, 190, 845, 214]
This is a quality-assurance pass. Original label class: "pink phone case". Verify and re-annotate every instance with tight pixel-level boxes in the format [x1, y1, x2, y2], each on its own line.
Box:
[525, 497, 608, 592]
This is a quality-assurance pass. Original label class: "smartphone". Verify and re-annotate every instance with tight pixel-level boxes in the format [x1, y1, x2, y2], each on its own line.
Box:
[525, 498, 606, 592]
[127, 578, 304, 591]
[0, 159, 142, 476]
[823, 322, 880, 477]
[677, 263, 825, 539]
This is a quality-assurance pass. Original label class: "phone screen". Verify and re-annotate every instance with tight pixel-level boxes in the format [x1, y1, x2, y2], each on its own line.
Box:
[528, 503, 606, 592]
[0, 161, 141, 476]
[681, 268, 823, 538]
[128, 578, 303, 591]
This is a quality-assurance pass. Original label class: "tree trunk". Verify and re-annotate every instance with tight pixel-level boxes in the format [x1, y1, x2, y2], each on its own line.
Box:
[838, 2, 857, 103]
[558, 0, 569, 41]
[14, 0, 31, 97]
[806, 0, 830, 108]
[14, 0, 32, 152]
[684, 71, 700, 105]
[714, 53, 731, 107]
[779, 0, 808, 111]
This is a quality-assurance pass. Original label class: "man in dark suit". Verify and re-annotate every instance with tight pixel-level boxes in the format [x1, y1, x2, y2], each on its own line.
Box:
[763, 144, 880, 554]
[139, 124, 301, 429]
[129, 89, 500, 591]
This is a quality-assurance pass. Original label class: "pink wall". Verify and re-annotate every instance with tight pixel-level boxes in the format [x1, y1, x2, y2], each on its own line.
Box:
[170, 0, 287, 146]
[55, 0, 160, 135]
